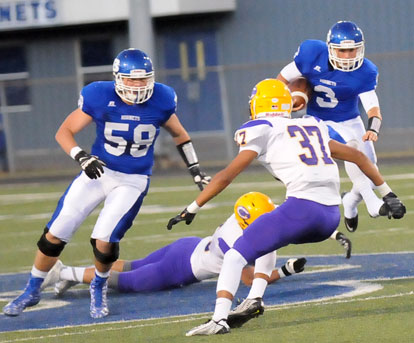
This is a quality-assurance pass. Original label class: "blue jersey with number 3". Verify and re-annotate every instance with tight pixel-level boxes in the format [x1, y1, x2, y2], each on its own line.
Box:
[294, 40, 378, 122]
[79, 81, 176, 175]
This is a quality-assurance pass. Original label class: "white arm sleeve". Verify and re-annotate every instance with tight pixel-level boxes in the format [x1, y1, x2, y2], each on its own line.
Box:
[279, 61, 303, 82]
[359, 90, 380, 112]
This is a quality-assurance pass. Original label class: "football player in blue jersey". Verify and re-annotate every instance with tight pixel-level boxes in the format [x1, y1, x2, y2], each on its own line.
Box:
[277, 21, 389, 233]
[3, 48, 211, 319]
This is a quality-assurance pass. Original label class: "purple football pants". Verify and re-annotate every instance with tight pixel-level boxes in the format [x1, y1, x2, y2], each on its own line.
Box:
[117, 237, 200, 292]
[233, 197, 340, 263]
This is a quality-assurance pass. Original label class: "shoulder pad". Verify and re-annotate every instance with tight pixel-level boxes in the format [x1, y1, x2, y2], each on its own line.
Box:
[357, 59, 379, 91]
[80, 81, 113, 114]
[234, 119, 272, 146]
[153, 82, 177, 112]
[294, 40, 326, 74]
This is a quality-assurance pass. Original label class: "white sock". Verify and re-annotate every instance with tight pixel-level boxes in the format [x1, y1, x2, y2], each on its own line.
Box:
[247, 277, 268, 299]
[342, 190, 361, 218]
[95, 269, 110, 278]
[60, 266, 85, 283]
[31, 266, 48, 279]
[330, 230, 339, 240]
[212, 297, 232, 322]
[278, 259, 299, 278]
[359, 187, 383, 218]
[344, 160, 382, 217]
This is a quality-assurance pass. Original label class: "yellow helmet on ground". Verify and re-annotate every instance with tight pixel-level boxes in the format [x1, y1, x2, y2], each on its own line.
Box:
[249, 79, 292, 120]
[234, 192, 276, 229]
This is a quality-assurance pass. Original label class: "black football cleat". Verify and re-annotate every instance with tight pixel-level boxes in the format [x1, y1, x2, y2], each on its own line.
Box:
[341, 192, 358, 232]
[344, 215, 358, 232]
[227, 297, 264, 328]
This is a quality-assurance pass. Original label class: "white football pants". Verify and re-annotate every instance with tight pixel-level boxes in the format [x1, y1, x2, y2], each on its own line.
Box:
[47, 167, 149, 243]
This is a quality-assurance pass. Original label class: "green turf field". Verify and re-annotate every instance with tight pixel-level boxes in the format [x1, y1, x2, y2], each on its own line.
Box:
[0, 162, 413, 342]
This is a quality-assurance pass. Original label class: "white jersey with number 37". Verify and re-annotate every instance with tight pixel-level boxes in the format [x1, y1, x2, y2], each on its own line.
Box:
[234, 116, 341, 205]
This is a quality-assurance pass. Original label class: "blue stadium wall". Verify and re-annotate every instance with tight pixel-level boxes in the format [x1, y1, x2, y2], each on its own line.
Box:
[1, 0, 413, 172]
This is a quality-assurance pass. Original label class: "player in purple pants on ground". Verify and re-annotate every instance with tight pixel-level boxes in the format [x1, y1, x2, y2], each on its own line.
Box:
[41, 192, 308, 297]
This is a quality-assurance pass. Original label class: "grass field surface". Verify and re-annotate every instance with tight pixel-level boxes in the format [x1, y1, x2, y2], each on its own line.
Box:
[0, 162, 413, 342]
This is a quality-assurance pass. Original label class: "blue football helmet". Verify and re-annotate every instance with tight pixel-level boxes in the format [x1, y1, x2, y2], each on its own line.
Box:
[113, 48, 155, 104]
[326, 21, 365, 72]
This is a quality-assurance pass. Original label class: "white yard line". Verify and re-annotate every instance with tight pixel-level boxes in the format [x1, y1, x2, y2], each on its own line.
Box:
[1, 173, 413, 205]
[1, 290, 413, 342]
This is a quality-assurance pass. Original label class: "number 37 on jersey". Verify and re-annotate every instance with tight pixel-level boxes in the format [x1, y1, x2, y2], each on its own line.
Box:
[235, 120, 334, 167]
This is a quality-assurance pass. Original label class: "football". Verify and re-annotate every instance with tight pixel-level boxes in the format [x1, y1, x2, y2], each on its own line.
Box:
[287, 77, 312, 111]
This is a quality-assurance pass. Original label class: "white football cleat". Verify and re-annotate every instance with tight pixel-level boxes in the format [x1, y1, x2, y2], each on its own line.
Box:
[54, 280, 79, 296]
[186, 319, 230, 336]
[40, 260, 63, 291]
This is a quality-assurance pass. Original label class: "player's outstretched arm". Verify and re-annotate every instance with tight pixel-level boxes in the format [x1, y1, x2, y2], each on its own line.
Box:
[330, 139, 384, 186]
[166, 150, 257, 230]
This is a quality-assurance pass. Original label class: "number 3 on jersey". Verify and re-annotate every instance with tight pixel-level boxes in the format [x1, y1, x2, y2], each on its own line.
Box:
[104, 122, 156, 157]
[288, 125, 334, 165]
[314, 85, 338, 108]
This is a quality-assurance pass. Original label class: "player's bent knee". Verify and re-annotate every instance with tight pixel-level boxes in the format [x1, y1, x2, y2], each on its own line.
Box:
[90, 239, 119, 264]
[226, 248, 248, 267]
[37, 227, 66, 257]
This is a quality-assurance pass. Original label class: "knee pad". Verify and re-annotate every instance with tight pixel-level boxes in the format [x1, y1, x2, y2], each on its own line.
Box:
[37, 227, 66, 257]
[90, 239, 119, 264]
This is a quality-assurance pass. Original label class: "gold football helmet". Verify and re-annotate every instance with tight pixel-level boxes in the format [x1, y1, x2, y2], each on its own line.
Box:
[234, 192, 276, 229]
[249, 79, 292, 120]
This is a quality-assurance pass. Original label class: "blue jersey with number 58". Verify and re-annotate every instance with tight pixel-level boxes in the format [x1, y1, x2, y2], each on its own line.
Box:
[79, 81, 176, 175]
[294, 40, 378, 122]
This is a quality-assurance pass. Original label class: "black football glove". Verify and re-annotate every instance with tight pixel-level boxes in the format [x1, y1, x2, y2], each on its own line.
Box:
[75, 151, 106, 179]
[188, 165, 211, 190]
[379, 192, 406, 219]
[167, 208, 197, 230]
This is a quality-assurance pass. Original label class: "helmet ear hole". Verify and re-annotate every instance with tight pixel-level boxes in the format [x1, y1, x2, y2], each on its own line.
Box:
[234, 192, 276, 229]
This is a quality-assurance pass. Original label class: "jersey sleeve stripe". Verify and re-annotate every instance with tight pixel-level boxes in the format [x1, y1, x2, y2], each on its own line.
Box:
[239, 119, 273, 130]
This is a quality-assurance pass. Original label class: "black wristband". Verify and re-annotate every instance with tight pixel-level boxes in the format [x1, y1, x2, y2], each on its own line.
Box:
[367, 116, 381, 135]
[188, 164, 201, 177]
